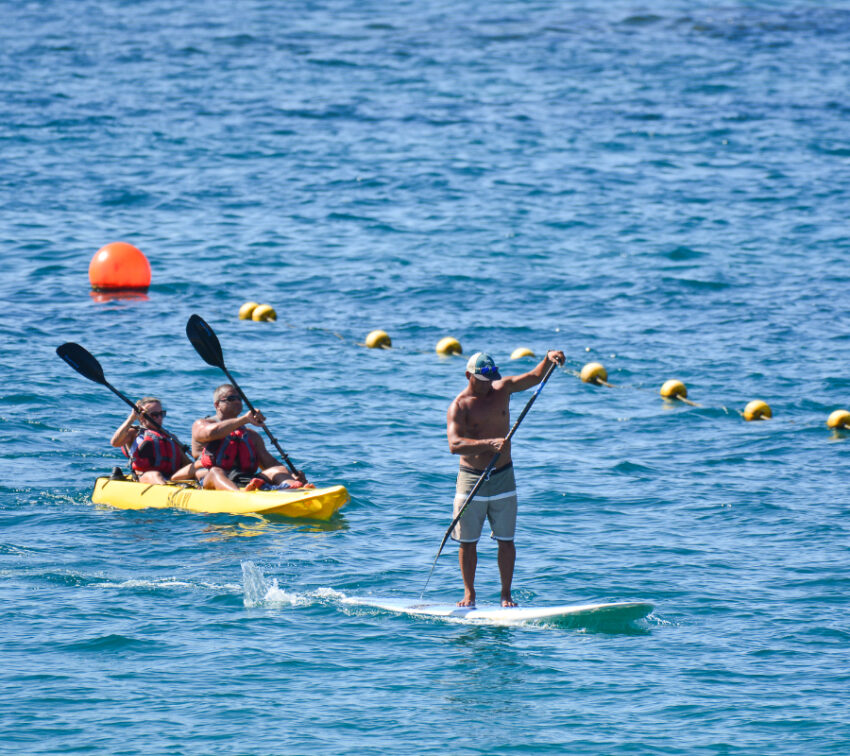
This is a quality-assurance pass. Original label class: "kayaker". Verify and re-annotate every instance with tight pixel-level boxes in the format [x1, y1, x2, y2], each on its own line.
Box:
[191, 384, 311, 491]
[110, 397, 194, 484]
[446, 349, 566, 608]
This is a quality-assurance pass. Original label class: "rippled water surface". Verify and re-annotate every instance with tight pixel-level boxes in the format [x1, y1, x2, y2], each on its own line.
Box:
[2, 1, 850, 753]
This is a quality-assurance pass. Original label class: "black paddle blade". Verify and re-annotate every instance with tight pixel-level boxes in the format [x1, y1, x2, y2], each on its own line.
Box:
[186, 314, 225, 369]
[56, 342, 107, 386]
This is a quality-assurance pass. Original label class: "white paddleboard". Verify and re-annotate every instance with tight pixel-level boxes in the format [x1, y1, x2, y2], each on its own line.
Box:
[343, 597, 653, 625]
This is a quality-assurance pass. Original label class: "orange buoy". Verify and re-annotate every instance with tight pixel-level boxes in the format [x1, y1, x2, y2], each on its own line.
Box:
[89, 242, 151, 291]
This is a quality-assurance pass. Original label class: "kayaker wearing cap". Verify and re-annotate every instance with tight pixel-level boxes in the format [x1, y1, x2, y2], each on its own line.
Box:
[446, 349, 566, 607]
[110, 397, 194, 485]
[191, 384, 310, 492]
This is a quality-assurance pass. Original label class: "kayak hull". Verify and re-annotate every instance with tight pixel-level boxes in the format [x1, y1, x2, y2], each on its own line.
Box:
[91, 477, 349, 519]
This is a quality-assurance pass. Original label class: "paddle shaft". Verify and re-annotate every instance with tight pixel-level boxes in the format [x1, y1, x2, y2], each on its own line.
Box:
[421, 359, 559, 597]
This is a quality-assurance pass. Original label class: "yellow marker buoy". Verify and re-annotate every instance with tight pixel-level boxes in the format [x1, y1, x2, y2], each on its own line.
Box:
[580, 362, 607, 385]
[365, 330, 392, 349]
[239, 301, 259, 320]
[826, 409, 850, 429]
[660, 380, 687, 400]
[743, 400, 772, 421]
[510, 347, 535, 360]
[436, 337, 462, 356]
[251, 304, 277, 322]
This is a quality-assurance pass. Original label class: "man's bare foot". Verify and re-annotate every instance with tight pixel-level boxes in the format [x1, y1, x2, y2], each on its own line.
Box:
[245, 477, 265, 492]
[457, 593, 476, 607]
[501, 596, 517, 607]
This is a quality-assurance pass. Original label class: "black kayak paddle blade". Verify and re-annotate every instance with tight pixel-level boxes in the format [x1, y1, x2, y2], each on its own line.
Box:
[186, 314, 225, 369]
[56, 342, 107, 386]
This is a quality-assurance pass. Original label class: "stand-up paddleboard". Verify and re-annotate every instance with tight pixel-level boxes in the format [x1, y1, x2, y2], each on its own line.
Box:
[343, 597, 653, 626]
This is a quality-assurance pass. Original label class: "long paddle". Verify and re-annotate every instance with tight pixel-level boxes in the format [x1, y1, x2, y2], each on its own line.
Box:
[56, 342, 190, 459]
[421, 359, 559, 598]
[185, 313, 300, 477]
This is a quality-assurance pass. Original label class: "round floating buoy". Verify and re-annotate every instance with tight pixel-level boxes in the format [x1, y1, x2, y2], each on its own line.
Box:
[826, 409, 850, 429]
[365, 330, 391, 349]
[239, 301, 259, 320]
[436, 337, 462, 356]
[88, 242, 151, 291]
[251, 304, 277, 322]
[510, 347, 535, 360]
[580, 362, 607, 384]
[744, 400, 772, 421]
[660, 379, 687, 400]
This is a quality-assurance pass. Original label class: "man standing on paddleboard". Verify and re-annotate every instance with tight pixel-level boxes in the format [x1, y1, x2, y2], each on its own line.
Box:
[447, 349, 565, 607]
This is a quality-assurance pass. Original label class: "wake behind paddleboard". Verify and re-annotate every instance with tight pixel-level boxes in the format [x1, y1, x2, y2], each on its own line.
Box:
[342, 597, 653, 625]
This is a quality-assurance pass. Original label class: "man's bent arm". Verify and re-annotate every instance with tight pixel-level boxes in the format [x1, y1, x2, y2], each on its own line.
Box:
[501, 350, 565, 393]
[253, 434, 281, 470]
[192, 414, 251, 445]
[447, 405, 504, 456]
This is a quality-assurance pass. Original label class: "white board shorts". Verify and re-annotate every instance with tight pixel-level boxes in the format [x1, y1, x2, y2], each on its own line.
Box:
[452, 463, 517, 543]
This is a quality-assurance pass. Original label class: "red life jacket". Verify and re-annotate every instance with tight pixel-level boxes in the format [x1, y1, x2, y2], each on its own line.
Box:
[124, 428, 182, 476]
[198, 427, 258, 474]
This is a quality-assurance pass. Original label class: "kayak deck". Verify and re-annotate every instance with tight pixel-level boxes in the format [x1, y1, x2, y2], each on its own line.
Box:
[91, 477, 349, 519]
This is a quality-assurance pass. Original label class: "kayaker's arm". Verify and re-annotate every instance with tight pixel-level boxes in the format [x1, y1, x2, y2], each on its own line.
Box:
[252, 433, 279, 470]
[111, 408, 140, 448]
[192, 411, 264, 445]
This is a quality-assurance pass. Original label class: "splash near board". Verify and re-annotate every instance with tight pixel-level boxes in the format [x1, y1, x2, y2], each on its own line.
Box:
[343, 597, 653, 626]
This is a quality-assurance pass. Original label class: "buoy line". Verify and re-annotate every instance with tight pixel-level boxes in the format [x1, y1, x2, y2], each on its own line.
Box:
[86, 248, 844, 433]
[228, 302, 847, 432]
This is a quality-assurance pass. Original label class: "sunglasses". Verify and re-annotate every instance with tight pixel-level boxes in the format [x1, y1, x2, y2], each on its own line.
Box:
[218, 394, 241, 403]
[477, 365, 499, 377]
[147, 410, 166, 418]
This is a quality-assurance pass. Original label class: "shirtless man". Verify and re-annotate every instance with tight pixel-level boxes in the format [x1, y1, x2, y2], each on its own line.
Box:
[191, 384, 309, 491]
[111, 397, 193, 484]
[446, 349, 565, 607]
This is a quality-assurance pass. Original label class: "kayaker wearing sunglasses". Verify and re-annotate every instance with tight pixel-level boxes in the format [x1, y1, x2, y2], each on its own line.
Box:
[191, 384, 310, 492]
[110, 396, 194, 485]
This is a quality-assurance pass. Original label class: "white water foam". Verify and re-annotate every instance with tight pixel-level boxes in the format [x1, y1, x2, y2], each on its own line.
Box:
[241, 562, 346, 609]
[314, 586, 348, 601]
[241, 560, 309, 608]
[88, 578, 243, 592]
[241, 561, 270, 607]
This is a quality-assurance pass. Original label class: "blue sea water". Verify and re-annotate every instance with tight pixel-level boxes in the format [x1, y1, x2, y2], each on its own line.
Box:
[2, 0, 850, 752]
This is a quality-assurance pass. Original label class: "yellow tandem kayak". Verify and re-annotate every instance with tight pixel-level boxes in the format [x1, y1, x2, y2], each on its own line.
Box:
[91, 477, 349, 520]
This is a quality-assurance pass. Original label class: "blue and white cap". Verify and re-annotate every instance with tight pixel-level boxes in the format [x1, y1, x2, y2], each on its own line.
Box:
[466, 352, 501, 381]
